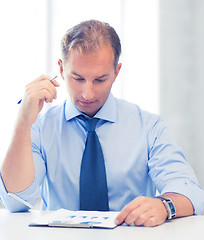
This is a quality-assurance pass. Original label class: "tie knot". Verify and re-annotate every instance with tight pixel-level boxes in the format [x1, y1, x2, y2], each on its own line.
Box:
[86, 118, 99, 132]
[78, 115, 99, 132]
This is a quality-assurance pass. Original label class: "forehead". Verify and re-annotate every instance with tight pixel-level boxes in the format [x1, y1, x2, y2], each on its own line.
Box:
[64, 45, 115, 72]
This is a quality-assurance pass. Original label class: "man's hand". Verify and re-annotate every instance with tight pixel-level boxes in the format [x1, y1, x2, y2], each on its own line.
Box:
[1, 75, 60, 193]
[19, 75, 60, 127]
[115, 196, 168, 227]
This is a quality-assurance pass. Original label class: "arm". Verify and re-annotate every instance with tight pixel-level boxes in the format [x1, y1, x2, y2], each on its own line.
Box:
[115, 193, 193, 227]
[1, 75, 60, 193]
[115, 116, 201, 227]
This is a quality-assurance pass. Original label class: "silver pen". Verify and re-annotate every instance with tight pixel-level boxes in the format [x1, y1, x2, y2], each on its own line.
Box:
[17, 76, 58, 104]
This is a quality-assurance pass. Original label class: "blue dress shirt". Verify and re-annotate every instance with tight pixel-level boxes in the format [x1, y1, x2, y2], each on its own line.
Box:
[1, 93, 204, 213]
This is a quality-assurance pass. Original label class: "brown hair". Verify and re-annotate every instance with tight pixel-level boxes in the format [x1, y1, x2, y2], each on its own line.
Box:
[61, 20, 121, 70]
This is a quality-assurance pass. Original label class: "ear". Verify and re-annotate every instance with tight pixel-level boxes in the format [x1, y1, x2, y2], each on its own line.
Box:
[114, 63, 122, 81]
[58, 59, 64, 80]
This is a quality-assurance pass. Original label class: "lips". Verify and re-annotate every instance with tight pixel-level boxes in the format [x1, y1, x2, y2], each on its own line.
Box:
[79, 100, 96, 106]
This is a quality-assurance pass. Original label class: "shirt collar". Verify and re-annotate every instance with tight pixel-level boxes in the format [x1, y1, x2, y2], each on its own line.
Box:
[65, 93, 117, 123]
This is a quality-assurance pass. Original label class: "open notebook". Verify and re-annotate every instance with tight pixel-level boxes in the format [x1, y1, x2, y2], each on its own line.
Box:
[30, 208, 120, 229]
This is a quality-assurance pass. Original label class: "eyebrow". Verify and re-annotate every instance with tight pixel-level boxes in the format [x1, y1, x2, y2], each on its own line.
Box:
[96, 74, 110, 79]
[71, 72, 110, 79]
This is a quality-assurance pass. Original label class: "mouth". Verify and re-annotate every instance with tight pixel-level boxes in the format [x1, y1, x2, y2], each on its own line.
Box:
[77, 99, 100, 117]
[79, 100, 97, 106]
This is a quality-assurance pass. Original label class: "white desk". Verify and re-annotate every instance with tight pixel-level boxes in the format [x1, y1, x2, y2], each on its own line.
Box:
[0, 210, 203, 240]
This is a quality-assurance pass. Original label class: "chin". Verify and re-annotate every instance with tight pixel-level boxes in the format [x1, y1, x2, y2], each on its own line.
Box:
[82, 108, 101, 118]
[76, 102, 101, 117]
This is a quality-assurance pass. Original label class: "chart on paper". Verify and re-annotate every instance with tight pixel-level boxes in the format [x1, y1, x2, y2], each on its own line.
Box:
[30, 209, 120, 229]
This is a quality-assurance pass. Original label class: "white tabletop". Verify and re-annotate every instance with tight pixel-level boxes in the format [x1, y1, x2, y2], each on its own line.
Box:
[0, 209, 203, 240]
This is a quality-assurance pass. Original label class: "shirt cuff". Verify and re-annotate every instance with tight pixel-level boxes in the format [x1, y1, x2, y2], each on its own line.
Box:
[0, 173, 40, 212]
[160, 179, 204, 215]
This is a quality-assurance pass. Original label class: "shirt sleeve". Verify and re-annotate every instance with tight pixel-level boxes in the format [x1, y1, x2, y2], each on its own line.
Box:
[0, 173, 39, 212]
[147, 116, 204, 215]
[0, 120, 46, 212]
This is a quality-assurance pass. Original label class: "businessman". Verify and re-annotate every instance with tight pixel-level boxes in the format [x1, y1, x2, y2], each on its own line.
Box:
[1, 20, 204, 227]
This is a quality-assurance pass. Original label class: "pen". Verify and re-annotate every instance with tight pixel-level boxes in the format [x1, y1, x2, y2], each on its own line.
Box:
[17, 76, 58, 104]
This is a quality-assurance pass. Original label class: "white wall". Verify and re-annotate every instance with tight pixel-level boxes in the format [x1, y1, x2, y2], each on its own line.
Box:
[0, 0, 159, 164]
[160, 0, 204, 187]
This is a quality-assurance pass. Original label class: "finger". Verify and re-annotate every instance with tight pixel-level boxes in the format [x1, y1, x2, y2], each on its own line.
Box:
[29, 75, 59, 89]
[45, 97, 53, 103]
[135, 199, 167, 227]
[115, 198, 142, 225]
[49, 75, 60, 87]
[40, 79, 59, 98]
[143, 215, 165, 227]
[32, 75, 50, 83]
[28, 88, 55, 104]
[39, 88, 56, 102]
[27, 81, 57, 100]
[125, 205, 148, 225]
[51, 79, 60, 87]
[125, 197, 153, 225]
[133, 210, 151, 226]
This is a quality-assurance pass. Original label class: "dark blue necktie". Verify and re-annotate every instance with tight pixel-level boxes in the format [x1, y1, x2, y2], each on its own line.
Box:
[79, 117, 109, 211]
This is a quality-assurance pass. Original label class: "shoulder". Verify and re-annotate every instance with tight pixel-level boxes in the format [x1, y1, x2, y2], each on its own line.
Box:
[33, 100, 66, 129]
[115, 97, 161, 127]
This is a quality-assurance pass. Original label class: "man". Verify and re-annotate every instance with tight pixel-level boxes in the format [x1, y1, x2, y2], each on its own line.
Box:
[0, 20, 204, 227]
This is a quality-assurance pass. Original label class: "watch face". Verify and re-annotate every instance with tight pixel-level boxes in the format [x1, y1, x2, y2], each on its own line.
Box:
[166, 199, 176, 218]
[156, 197, 176, 219]
[169, 202, 176, 214]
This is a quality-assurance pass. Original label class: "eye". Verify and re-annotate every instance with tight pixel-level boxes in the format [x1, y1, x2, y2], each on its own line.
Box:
[72, 77, 84, 81]
[94, 78, 106, 83]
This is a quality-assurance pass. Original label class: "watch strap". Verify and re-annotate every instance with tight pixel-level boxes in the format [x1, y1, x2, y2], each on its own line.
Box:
[156, 196, 176, 220]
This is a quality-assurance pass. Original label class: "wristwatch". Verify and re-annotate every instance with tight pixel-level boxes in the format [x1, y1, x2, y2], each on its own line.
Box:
[156, 196, 176, 220]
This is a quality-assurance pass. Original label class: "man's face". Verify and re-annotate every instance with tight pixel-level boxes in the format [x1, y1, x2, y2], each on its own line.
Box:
[59, 45, 121, 117]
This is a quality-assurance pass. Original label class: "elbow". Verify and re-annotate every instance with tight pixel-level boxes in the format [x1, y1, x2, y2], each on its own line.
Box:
[0, 196, 31, 213]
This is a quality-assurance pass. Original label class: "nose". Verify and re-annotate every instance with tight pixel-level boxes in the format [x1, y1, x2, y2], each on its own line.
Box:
[82, 82, 95, 101]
